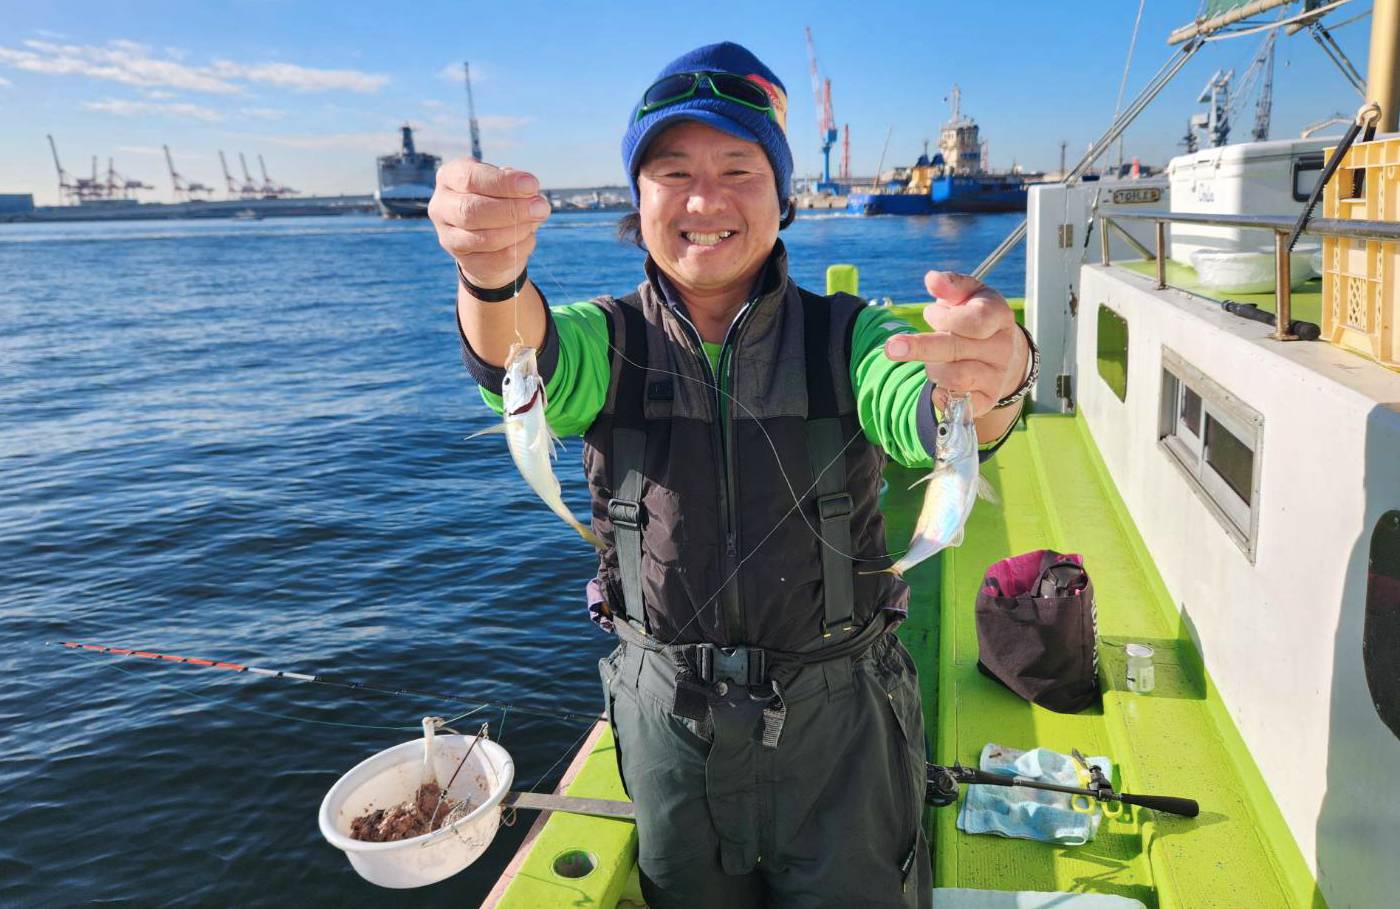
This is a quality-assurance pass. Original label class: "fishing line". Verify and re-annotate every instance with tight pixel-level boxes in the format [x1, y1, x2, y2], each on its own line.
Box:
[511, 177, 525, 347]
[530, 253, 910, 570]
[61, 642, 605, 820]
[528, 253, 925, 650]
[53, 641, 605, 727]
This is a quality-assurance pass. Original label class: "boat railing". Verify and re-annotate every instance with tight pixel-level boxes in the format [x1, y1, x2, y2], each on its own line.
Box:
[1099, 209, 1400, 342]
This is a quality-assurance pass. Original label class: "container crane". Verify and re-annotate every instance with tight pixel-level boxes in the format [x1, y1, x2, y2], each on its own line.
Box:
[103, 158, 152, 200]
[464, 62, 483, 162]
[237, 153, 263, 198]
[258, 154, 297, 197]
[163, 145, 213, 201]
[218, 151, 240, 198]
[46, 134, 76, 203]
[804, 26, 841, 194]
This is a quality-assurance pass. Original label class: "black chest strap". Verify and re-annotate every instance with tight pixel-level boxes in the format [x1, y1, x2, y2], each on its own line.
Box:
[607, 288, 860, 642]
[801, 289, 857, 639]
[608, 293, 648, 630]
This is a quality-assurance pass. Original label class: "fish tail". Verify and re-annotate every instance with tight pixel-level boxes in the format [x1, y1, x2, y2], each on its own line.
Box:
[570, 518, 604, 550]
[465, 422, 508, 441]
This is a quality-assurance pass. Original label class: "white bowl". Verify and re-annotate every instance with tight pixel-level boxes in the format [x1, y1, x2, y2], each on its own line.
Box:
[318, 734, 514, 889]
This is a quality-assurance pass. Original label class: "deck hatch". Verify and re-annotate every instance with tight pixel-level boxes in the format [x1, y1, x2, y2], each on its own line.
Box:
[1157, 347, 1263, 559]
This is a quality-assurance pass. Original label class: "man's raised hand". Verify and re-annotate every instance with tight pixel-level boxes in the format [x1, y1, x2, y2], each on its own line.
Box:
[428, 160, 551, 290]
[882, 270, 1029, 418]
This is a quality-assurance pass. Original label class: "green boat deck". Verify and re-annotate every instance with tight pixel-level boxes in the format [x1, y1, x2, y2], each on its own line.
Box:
[487, 300, 1322, 908]
[1118, 259, 1323, 327]
[923, 414, 1319, 907]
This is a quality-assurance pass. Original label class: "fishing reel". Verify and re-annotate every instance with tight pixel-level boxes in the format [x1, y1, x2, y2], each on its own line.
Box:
[923, 763, 962, 809]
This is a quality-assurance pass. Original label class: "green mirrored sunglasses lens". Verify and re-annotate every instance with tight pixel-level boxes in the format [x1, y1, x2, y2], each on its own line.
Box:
[708, 73, 770, 109]
[642, 73, 698, 109]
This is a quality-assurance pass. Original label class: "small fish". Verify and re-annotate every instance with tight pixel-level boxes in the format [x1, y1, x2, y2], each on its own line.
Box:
[885, 392, 998, 577]
[469, 343, 602, 549]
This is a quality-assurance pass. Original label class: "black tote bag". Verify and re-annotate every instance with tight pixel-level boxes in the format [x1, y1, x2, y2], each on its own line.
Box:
[975, 550, 1099, 714]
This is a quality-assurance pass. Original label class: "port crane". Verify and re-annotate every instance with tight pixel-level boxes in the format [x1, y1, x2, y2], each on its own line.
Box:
[804, 26, 843, 193]
[47, 135, 150, 204]
[163, 145, 213, 202]
[463, 62, 483, 162]
[257, 154, 297, 198]
[238, 153, 265, 198]
[218, 151, 241, 198]
[103, 158, 152, 200]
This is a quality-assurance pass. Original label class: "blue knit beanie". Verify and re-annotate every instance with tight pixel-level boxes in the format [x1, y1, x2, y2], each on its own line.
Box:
[622, 41, 792, 209]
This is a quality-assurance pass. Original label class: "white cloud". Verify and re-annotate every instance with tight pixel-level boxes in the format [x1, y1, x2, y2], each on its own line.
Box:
[0, 39, 388, 96]
[237, 107, 287, 120]
[83, 97, 224, 122]
[114, 145, 167, 156]
[9, 39, 241, 93]
[421, 98, 445, 109]
[209, 59, 387, 93]
[141, 88, 177, 99]
[437, 61, 489, 84]
[0, 75, 10, 87]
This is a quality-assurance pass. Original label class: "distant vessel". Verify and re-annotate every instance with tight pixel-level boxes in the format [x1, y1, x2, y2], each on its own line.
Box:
[376, 126, 440, 219]
[847, 86, 1038, 215]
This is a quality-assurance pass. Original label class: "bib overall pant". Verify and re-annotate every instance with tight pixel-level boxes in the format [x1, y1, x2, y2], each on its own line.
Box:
[584, 253, 933, 908]
[599, 630, 931, 908]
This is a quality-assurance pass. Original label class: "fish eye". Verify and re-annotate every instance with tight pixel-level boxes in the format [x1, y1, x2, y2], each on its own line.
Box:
[503, 376, 511, 385]
[937, 425, 948, 437]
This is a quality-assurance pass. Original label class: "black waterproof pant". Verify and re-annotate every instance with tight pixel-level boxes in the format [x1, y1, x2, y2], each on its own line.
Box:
[599, 632, 933, 909]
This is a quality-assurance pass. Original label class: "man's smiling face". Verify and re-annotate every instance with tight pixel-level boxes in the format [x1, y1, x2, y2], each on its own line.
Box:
[636, 120, 781, 300]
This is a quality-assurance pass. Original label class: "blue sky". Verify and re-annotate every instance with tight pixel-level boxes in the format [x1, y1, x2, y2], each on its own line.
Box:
[1, 0, 1377, 205]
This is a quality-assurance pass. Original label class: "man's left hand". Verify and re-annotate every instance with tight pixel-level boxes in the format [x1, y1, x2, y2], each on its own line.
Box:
[882, 270, 1029, 418]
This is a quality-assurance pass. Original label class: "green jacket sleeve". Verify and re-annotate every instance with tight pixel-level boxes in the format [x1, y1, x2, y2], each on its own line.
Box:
[849, 305, 1017, 469]
[458, 298, 611, 438]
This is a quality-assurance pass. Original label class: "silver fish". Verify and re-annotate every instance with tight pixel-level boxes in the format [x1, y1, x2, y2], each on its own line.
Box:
[887, 392, 998, 577]
[470, 343, 602, 549]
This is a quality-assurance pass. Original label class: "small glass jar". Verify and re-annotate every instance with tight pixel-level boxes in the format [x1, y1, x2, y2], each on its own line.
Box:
[1125, 643, 1155, 694]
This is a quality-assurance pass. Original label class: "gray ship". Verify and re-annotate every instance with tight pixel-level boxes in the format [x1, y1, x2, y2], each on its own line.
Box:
[376, 125, 439, 218]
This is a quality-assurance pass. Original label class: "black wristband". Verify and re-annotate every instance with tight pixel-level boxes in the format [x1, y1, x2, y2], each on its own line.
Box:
[458, 263, 529, 302]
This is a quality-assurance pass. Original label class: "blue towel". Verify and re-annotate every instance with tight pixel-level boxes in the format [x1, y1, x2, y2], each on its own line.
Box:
[956, 743, 1114, 846]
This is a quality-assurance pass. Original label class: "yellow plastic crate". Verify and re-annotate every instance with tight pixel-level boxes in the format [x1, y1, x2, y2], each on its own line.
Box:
[1321, 135, 1400, 370]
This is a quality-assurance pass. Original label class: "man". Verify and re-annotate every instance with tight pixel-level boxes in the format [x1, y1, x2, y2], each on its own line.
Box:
[430, 41, 1033, 909]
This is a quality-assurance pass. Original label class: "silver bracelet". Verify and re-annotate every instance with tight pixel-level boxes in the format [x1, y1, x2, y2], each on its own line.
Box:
[994, 324, 1039, 409]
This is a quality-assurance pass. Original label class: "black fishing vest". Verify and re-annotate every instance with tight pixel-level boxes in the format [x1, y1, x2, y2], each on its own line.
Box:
[582, 253, 909, 651]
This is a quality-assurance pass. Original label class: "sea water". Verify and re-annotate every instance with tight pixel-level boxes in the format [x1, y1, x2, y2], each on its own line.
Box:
[0, 210, 1024, 907]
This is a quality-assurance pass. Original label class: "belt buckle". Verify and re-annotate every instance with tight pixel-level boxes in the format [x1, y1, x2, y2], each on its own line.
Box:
[697, 641, 767, 683]
[696, 644, 766, 687]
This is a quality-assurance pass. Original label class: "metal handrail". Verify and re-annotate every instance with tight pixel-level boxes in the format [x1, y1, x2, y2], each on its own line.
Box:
[1098, 210, 1400, 342]
[1109, 209, 1400, 242]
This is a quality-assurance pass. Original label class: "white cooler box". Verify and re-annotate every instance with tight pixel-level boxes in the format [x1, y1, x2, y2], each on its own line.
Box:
[1167, 137, 1336, 265]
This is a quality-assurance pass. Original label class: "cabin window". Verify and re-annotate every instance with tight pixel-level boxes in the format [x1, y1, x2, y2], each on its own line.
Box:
[1158, 348, 1262, 558]
[1096, 304, 1129, 402]
[1365, 510, 1400, 741]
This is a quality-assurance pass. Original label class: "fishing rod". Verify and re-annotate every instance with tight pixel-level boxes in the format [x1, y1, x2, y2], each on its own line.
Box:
[923, 757, 1200, 818]
[52, 640, 604, 727]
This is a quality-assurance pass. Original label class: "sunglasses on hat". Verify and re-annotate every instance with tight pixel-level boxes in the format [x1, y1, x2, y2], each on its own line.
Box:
[637, 71, 779, 124]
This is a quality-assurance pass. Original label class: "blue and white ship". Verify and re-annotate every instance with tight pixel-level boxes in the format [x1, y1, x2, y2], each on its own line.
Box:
[848, 86, 1035, 215]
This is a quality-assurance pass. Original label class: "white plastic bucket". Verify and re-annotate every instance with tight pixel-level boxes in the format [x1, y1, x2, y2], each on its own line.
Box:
[318, 733, 514, 888]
